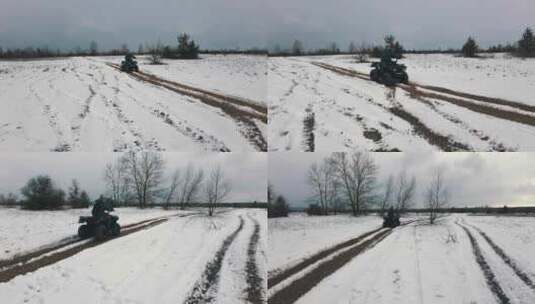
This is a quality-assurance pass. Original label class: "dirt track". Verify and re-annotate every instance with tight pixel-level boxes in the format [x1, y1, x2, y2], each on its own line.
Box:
[245, 214, 265, 304]
[456, 222, 511, 304]
[268, 229, 392, 304]
[314, 62, 535, 129]
[184, 216, 245, 304]
[0, 217, 171, 283]
[107, 63, 267, 151]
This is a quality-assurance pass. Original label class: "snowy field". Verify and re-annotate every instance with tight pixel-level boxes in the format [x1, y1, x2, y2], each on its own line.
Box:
[268, 54, 535, 152]
[0, 207, 182, 261]
[0, 208, 267, 304]
[0, 55, 267, 152]
[268, 213, 382, 273]
[267, 213, 535, 304]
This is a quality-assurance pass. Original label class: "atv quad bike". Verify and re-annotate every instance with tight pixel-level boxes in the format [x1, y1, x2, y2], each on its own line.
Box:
[370, 50, 408, 86]
[120, 53, 139, 73]
[78, 199, 120, 241]
[382, 207, 400, 228]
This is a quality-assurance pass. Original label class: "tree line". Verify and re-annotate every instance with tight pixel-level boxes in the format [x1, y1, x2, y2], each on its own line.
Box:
[0, 152, 234, 217]
[269, 27, 535, 60]
[268, 151, 451, 225]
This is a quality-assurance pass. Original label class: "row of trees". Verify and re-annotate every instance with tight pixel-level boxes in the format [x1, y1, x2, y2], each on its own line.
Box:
[461, 27, 535, 58]
[103, 152, 231, 216]
[1, 176, 91, 210]
[0, 152, 233, 216]
[305, 152, 450, 224]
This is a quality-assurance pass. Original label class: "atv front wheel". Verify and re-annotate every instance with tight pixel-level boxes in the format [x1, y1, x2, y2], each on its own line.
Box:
[111, 222, 121, 237]
[370, 69, 379, 82]
[78, 225, 90, 239]
[95, 224, 107, 241]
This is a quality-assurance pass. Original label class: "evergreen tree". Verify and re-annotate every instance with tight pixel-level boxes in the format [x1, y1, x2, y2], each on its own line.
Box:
[89, 41, 98, 56]
[79, 191, 91, 208]
[292, 39, 304, 56]
[518, 27, 535, 57]
[462, 36, 478, 57]
[21, 175, 65, 210]
[177, 33, 199, 59]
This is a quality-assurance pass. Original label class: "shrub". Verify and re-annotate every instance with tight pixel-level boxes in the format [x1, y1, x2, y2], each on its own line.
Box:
[21, 175, 65, 210]
[462, 37, 478, 57]
[268, 195, 289, 218]
[306, 203, 324, 216]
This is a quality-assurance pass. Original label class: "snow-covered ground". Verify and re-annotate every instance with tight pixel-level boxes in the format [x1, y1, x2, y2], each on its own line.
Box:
[0, 207, 181, 260]
[268, 213, 382, 273]
[268, 54, 535, 152]
[0, 208, 266, 304]
[268, 213, 535, 304]
[135, 54, 267, 103]
[0, 56, 265, 152]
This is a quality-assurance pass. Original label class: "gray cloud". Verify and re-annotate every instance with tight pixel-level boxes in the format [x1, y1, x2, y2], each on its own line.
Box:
[270, 152, 535, 209]
[0, 152, 267, 202]
[0, 0, 532, 51]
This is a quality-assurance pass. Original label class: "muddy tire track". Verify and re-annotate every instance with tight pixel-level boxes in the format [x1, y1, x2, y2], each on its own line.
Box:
[302, 105, 315, 152]
[313, 62, 473, 151]
[0, 218, 168, 283]
[399, 85, 535, 128]
[184, 216, 245, 304]
[404, 86, 512, 151]
[245, 214, 264, 304]
[466, 223, 535, 291]
[268, 227, 384, 289]
[107, 64, 267, 151]
[268, 229, 392, 304]
[457, 223, 510, 304]
[313, 62, 535, 129]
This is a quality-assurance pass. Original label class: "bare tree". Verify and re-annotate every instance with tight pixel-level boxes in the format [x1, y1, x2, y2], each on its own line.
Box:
[380, 175, 394, 216]
[395, 171, 417, 213]
[104, 157, 131, 206]
[205, 166, 232, 216]
[425, 168, 450, 224]
[164, 169, 181, 209]
[177, 164, 204, 209]
[330, 151, 378, 216]
[307, 159, 337, 215]
[123, 151, 165, 208]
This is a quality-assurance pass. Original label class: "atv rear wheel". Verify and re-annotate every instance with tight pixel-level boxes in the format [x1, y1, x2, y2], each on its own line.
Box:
[111, 222, 121, 237]
[370, 69, 379, 82]
[94, 224, 107, 241]
[78, 225, 90, 239]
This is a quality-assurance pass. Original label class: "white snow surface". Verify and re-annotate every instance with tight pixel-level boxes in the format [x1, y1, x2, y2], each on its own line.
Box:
[0, 208, 266, 304]
[0, 207, 180, 261]
[268, 213, 382, 273]
[269, 214, 535, 304]
[0, 56, 262, 152]
[134, 54, 267, 103]
[268, 54, 535, 152]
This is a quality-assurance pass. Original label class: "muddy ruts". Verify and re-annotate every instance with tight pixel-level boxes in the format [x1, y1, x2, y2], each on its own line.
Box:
[0, 218, 168, 283]
[245, 215, 264, 304]
[183, 216, 245, 304]
[468, 223, 535, 291]
[268, 229, 391, 304]
[457, 223, 510, 304]
[302, 107, 315, 152]
[268, 227, 383, 289]
[388, 106, 471, 151]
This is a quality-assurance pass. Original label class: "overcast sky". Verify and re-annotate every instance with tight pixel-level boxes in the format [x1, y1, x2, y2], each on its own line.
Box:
[0, 152, 267, 203]
[270, 152, 535, 209]
[1, 0, 533, 51]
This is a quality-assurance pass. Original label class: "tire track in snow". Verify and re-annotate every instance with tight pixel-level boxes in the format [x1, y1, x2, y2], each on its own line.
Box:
[0, 218, 171, 283]
[107, 63, 267, 151]
[268, 228, 392, 304]
[184, 216, 245, 304]
[312, 62, 472, 151]
[244, 214, 264, 304]
[465, 222, 535, 291]
[302, 105, 315, 152]
[456, 222, 511, 304]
